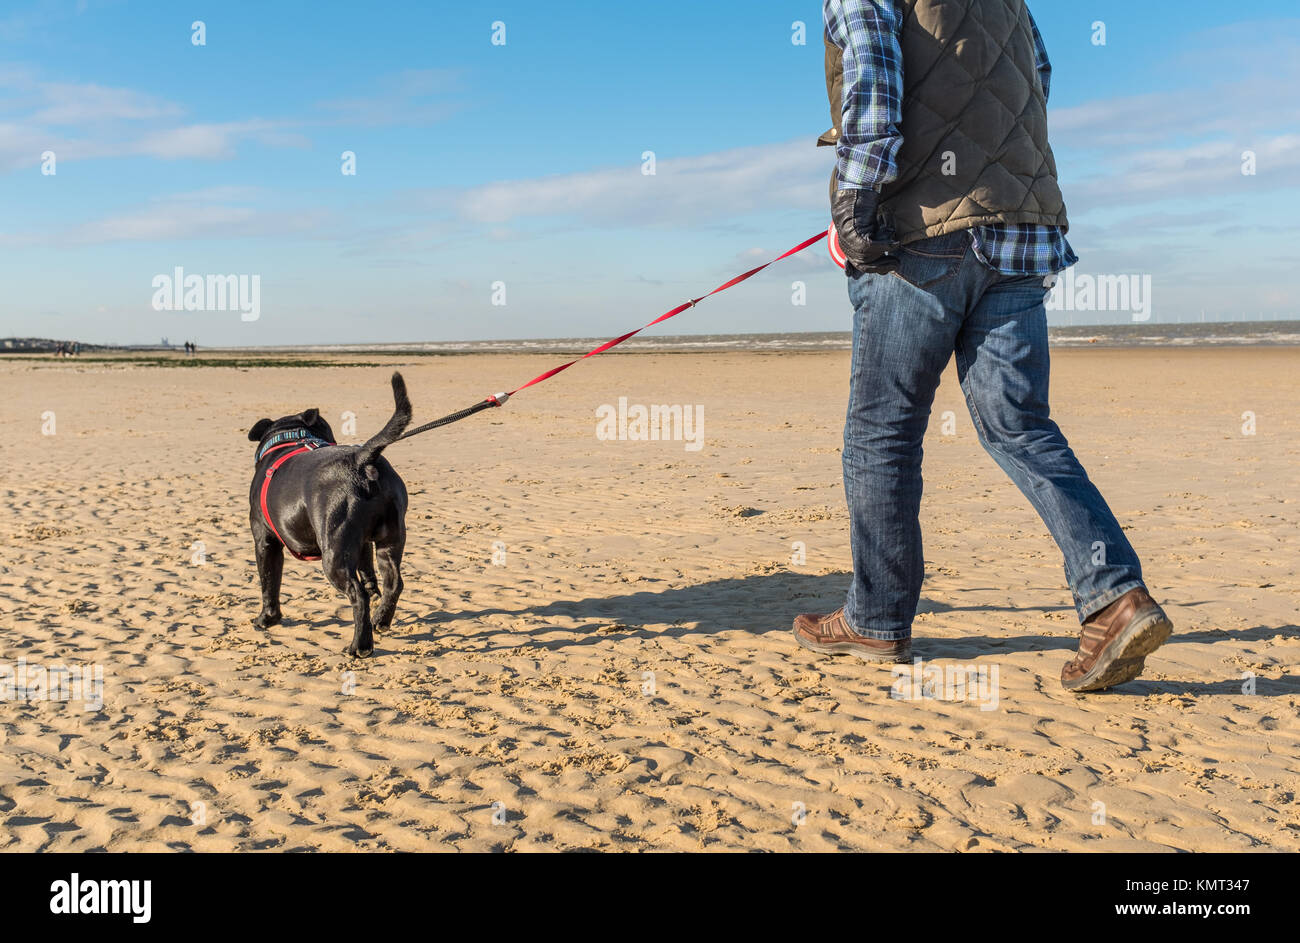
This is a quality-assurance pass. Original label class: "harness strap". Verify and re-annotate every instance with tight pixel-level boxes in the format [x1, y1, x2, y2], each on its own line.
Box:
[259, 442, 328, 561]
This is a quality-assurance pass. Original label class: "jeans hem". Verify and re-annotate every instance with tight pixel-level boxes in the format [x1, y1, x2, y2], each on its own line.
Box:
[1076, 579, 1145, 622]
[841, 606, 911, 642]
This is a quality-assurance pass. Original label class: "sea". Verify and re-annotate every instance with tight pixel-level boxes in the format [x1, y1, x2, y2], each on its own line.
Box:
[237, 320, 1300, 355]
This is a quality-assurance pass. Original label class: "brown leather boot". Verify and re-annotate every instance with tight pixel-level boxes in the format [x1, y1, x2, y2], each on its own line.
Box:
[1061, 588, 1172, 692]
[792, 608, 911, 663]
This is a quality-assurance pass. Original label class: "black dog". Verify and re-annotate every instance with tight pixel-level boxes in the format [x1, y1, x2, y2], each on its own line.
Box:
[246, 373, 411, 658]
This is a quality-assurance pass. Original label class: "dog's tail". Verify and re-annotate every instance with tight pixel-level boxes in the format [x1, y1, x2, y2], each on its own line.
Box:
[355, 372, 412, 467]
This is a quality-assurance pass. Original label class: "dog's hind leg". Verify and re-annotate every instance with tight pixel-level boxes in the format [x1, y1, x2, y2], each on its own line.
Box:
[358, 542, 380, 599]
[325, 545, 375, 659]
[251, 521, 285, 629]
[373, 534, 405, 633]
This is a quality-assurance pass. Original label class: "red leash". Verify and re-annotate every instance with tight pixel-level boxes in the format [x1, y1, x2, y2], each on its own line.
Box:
[397, 229, 828, 440]
[508, 229, 829, 395]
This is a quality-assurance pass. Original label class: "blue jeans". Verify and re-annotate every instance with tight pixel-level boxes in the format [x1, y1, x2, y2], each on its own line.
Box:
[842, 230, 1144, 641]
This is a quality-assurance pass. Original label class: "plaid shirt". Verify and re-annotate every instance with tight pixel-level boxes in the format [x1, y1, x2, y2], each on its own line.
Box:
[824, 0, 1077, 275]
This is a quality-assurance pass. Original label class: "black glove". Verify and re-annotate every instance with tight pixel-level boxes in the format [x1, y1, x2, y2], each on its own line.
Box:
[830, 174, 896, 273]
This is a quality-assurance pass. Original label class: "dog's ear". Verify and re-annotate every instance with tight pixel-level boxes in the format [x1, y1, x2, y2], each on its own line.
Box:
[300, 408, 319, 426]
[248, 418, 273, 442]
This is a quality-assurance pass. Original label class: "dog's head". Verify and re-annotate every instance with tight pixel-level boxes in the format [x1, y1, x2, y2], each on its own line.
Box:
[247, 408, 337, 454]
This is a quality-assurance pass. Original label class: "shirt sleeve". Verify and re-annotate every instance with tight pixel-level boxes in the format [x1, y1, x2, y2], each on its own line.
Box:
[1026, 6, 1052, 103]
[824, 0, 904, 190]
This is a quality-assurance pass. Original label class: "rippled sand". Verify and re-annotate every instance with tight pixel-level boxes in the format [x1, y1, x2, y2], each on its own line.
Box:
[1, 346, 1296, 851]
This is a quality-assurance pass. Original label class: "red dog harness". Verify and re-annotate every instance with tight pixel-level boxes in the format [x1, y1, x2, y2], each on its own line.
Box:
[258, 439, 331, 561]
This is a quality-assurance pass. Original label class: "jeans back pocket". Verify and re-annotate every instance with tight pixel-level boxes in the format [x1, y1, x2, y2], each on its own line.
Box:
[891, 232, 969, 290]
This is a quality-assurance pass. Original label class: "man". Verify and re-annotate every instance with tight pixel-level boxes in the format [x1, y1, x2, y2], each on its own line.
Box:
[793, 0, 1172, 692]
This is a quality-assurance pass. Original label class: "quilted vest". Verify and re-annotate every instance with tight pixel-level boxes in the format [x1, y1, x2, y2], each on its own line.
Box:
[818, 0, 1068, 244]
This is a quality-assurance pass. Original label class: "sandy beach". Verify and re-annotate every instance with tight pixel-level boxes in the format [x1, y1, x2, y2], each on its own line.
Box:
[0, 345, 1297, 852]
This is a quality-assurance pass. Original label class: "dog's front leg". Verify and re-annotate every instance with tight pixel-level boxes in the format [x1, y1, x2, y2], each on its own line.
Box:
[252, 530, 285, 628]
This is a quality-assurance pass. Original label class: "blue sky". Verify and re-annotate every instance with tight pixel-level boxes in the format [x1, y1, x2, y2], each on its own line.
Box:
[3, 0, 1298, 346]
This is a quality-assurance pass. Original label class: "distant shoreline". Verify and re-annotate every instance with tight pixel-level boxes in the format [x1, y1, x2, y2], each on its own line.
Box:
[4, 321, 1300, 356]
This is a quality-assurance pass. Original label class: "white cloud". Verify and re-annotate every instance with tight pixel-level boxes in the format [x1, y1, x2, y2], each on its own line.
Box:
[1050, 19, 1300, 216]
[438, 139, 828, 228]
[131, 120, 307, 160]
[0, 67, 428, 172]
[314, 68, 464, 127]
[1064, 134, 1300, 209]
[34, 82, 180, 124]
[68, 203, 260, 243]
[5, 189, 331, 247]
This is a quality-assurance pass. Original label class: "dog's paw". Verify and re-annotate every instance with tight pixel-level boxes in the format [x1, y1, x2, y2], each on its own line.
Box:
[252, 611, 282, 629]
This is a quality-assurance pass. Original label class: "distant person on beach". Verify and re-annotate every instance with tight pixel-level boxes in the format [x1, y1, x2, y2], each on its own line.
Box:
[793, 0, 1173, 692]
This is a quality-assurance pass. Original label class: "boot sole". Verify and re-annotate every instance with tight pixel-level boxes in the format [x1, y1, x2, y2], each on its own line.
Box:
[793, 626, 911, 663]
[1062, 608, 1173, 693]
